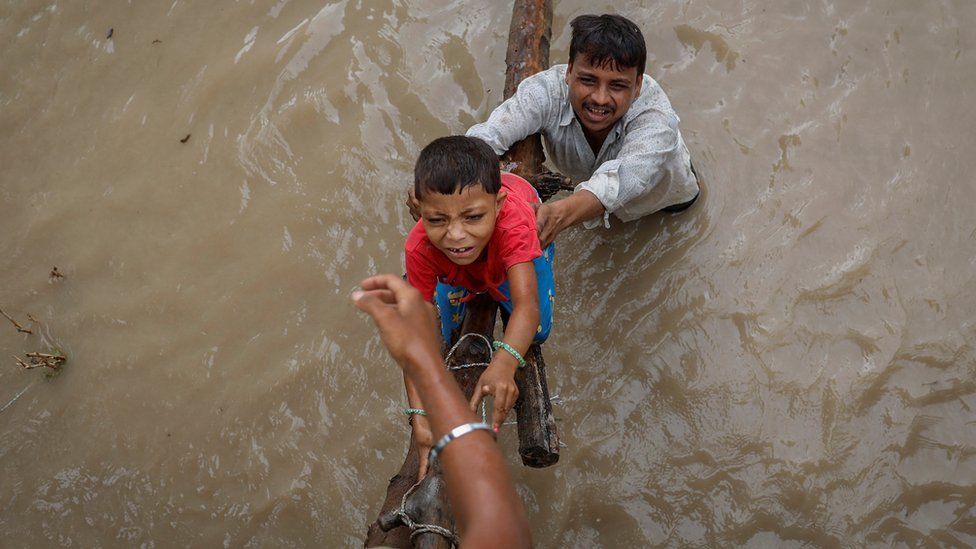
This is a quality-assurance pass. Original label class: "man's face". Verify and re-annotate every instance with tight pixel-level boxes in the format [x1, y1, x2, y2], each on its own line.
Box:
[565, 54, 643, 140]
[418, 185, 506, 266]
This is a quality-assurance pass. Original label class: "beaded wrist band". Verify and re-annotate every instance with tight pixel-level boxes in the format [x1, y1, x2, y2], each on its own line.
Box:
[492, 340, 527, 369]
[428, 422, 494, 462]
[403, 408, 427, 417]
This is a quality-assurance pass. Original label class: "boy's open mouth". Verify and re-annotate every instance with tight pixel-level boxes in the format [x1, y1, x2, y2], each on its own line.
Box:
[446, 246, 475, 258]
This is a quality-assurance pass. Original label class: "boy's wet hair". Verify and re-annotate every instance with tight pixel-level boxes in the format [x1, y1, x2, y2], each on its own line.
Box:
[414, 136, 501, 199]
[569, 14, 646, 76]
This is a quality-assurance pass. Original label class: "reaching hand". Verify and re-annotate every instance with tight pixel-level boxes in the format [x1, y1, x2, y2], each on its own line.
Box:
[534, 201, 561, 248]
[468, 363, 520, 432]
[410, 415, 434, 479]
[534, 191, 605, 247]
[351, 275, 439, 369]
[406, 187, 421, 222]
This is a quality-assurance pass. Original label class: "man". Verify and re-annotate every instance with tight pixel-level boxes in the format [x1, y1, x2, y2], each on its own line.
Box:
[466, 13, 699, 246]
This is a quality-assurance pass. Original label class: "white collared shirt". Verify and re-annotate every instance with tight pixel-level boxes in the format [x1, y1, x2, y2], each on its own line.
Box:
[467, 64, 699, 228]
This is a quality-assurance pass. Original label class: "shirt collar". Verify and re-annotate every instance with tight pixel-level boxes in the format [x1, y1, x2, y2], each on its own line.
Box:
[558, 98, 575, 127]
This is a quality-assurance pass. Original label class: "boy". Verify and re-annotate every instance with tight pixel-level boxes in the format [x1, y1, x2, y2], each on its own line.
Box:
[403, 136, 555, 477]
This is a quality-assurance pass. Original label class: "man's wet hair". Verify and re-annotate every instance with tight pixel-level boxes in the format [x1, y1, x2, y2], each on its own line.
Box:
[569, 14, 646, 76]
[414, 136, 501, 199]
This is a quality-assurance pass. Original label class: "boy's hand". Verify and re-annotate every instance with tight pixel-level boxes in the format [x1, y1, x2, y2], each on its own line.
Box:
[352, 275, 439, 369]
[469, 363, 519, 431]
[410, 415, 434, 479]
[406, 187, 421, 222]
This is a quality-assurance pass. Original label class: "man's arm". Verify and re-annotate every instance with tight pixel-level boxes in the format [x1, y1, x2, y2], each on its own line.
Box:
[536, 111, 680, 244]
[466, 70, 555, 155]
[534, 190, 605, 248]
[352, 275, 532, 548]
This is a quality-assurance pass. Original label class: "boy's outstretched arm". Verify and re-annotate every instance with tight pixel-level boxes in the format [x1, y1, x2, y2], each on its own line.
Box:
[352, 275, 532, 549]
[469, 261, 539, 430]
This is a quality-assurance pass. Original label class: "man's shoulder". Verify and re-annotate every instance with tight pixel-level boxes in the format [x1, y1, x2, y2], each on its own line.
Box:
[517, 65, 569, 105]
[625, 74, 679, 125]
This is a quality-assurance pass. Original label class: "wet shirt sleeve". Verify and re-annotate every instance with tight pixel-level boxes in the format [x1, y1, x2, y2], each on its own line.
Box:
[466, 71, 557, 155]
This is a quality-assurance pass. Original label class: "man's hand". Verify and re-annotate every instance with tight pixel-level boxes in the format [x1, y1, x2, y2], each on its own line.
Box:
[534, 190, 605, 247]
[468, 363, 520, 431]
[406, 187, 421, 222]
[410, 414, 435, 479]
[351, 275, 439, 369]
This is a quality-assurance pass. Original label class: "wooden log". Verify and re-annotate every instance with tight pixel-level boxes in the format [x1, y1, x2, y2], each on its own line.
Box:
[500, 0, 573, 202]
[500, 0, 551, 184]
[499, 0, 561, 469]
[514, 344, 559, 467]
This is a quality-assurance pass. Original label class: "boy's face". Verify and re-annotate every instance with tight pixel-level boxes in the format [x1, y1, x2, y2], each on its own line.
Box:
[418, 185, 506, 266]
[565, 54, 642, 140]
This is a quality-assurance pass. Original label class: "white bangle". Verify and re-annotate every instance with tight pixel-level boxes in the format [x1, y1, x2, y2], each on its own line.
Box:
[428, 422, 493, 462]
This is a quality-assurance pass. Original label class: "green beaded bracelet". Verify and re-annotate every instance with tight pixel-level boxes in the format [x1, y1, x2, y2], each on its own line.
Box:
[492, 340, 526, 369]
[403, 408, 427, 417]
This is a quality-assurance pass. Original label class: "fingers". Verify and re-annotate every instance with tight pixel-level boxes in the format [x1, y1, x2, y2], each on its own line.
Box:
[468, 381, 519, 431]
[353, 288, 396, 305]
[358, 274, 408, 293]
[360, 274, 425, 305]
[350, 288, 392, 318]
[491, 385, 518, 431]
[406, 188, 421, 222]
[535, 203, 556, 248]
[418, 450, 429, 481]
[469, 383, 489, 413]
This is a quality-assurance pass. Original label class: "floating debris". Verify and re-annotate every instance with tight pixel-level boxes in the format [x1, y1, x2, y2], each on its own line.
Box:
[50, 266, 64, 279]
[180, 134, 191, 143]
[14, 352, 67, 371]
[152, 39, 162, 44]
[107, 28, 114, 39]
[0, 308, 32, 334]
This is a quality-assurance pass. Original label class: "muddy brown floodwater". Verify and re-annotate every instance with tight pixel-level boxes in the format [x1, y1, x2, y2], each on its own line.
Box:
[2, 0, 975, 546]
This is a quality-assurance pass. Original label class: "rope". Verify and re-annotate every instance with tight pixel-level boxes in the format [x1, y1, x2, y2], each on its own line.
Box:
[444, 332, 494, 422]
[392, 478, 460, 548]
[444, 332, 492, 371]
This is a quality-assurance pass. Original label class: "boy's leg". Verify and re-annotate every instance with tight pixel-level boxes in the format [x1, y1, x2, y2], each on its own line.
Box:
[497, 243, 556, 344]
[434, 282, 469, 344]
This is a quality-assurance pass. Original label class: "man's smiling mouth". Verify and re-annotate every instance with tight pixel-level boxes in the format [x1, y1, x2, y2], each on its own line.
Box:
[583, 103, 613, 122]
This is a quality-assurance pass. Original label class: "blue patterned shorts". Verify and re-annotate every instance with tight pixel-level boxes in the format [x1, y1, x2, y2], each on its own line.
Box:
[434, 243, 555, 345]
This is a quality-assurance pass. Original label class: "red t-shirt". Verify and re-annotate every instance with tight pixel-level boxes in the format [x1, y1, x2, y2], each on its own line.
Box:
[405, 173, 541, 302]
